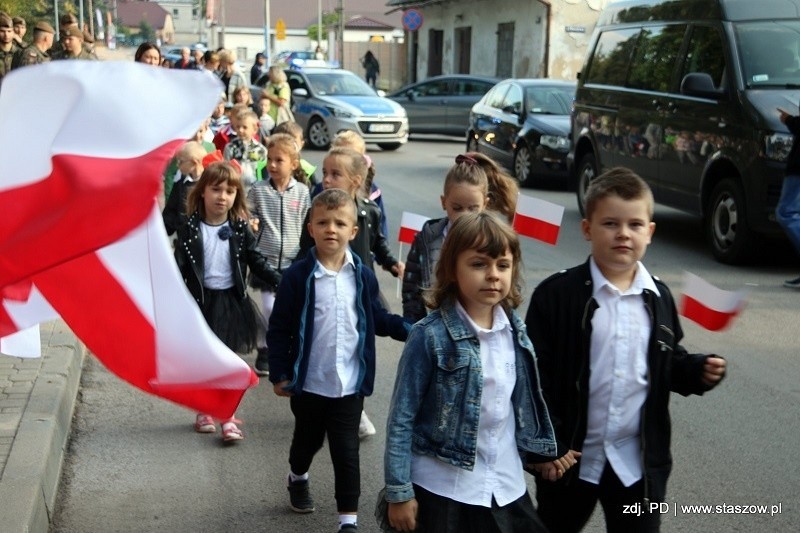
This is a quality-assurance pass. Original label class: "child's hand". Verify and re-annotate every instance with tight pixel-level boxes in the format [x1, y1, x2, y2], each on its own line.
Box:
[272, 380, 292, 397]
[529, 450, 581, 482]
[778, 108, 790, 123]
[391, 261, 405, 279]
[702, 356, 726, 387]
[250, 218, 259, 233]
[388, 499, 418, 532]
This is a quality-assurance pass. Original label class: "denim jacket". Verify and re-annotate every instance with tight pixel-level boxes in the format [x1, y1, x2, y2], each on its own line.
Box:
[383, 301, 559, 503]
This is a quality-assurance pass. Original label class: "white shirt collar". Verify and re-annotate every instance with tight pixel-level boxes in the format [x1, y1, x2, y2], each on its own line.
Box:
[314, 248, 355, 277]
[589, 257, 660, 297]
[454, 300, 511, 335]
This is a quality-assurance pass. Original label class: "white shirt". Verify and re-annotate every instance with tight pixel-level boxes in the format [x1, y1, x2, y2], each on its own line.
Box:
[579, 258, 659, 487]
[412, 302, 525, 507]
[200, 221, 233, 289]
[303, 251, 359, 398]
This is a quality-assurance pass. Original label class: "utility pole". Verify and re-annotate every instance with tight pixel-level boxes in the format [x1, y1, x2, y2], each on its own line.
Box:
[336, 0, 344, 66]
[220, 0, 226, 48]
[264, 0, 270, 60]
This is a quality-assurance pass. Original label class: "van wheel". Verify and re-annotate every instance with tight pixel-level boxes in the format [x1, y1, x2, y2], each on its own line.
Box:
[307, 117, 331, 150]
[705, 178, 754, 264]
[377, 143, 402, 151]
[576, 153, 597, 216]
[513, 144, 533, 186]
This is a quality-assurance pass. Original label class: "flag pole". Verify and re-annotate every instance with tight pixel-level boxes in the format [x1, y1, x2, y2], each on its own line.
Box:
[396, 242, 402, 299]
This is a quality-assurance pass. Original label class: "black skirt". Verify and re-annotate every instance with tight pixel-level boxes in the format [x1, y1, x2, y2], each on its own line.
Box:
[201, 287, 264, 354]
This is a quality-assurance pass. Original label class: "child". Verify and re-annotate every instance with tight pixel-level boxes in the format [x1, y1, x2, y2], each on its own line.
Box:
[255, 96, 276, 142]
[271, 121, 317, 186]
[383, 211, 564, 533]
[223, 109, 267, 195]
[467, 151, 519, 223]
[525, 167, 727, 532]
[267, 188, 410, 533]
[233, 85, 254, 108]
[260, 65, 291, 125]
[163, 141, 205, 236]
[209, 96, 230, 136]
[247, 133, 311, 376]
[402, 153, 518, 323]
[174, 161, 281, 442]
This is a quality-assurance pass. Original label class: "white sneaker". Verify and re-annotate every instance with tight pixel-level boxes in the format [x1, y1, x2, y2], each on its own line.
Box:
[358, 410, 376, 439]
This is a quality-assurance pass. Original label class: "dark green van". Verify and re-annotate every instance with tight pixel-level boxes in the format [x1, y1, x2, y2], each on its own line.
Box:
[569, 0, 800, 263]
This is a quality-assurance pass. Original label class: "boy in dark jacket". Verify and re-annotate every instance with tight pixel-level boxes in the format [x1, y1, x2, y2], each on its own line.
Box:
[777, 107, 800, 288]
[525, 167, 727, 532]
[268, 188, 410, 533]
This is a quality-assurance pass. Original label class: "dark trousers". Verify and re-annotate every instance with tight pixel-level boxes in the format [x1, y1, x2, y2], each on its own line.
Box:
[413, 484, 548, 533]
[289, 392, 363, 512]
[536, 462, 661, 533]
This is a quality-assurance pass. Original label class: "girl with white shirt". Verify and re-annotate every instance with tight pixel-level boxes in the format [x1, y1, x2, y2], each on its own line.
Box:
[382, 212, 574, 533]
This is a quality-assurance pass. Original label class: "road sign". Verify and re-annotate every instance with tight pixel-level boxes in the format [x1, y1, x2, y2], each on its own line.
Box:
[276, 18, 286, 40]
[402, 9, 423, 32]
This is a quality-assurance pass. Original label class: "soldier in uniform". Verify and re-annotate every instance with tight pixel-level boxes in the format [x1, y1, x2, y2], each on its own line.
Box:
[11, 21, 54, 70]
[50, 13, 96, 60]
[0, 13, 22, 86]
[53, 26, 95, 60]
[12, 16, 25, 46]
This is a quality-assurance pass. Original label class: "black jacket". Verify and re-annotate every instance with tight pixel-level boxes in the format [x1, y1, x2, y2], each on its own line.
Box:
[296, 197, 398, 273]
[784, 114, 800, 176]
[401, 217, 447, 322]
[175, 212, 281, 305]
[525, 259, 722, 502]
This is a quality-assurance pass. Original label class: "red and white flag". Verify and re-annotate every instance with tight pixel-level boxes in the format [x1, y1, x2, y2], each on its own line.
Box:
[398, 212, 430, 244]
[0, 62, 255, 418]
[512, 194, 564, 245]
[679, 272, 747, 331]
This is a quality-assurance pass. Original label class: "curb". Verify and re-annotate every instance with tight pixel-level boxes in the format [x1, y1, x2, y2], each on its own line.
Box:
[0, 333, 85, 533]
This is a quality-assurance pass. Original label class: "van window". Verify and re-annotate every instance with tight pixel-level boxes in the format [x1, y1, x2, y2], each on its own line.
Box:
[584, 28, 639, 86]
[736, 21, 800, 87]
[681, 25, 726, 89]
[627, 25, 687, 92]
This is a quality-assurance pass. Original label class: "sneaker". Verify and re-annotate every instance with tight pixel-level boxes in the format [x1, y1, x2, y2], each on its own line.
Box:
[358, 410, 376, 439]
[783, 276, 800, 289]
[338, 524, 358, 532]
[254, 347, 270, 376]
[221, 421, 244, 442]
[287, 477, 315, 513]
[194, 414, 216, 433]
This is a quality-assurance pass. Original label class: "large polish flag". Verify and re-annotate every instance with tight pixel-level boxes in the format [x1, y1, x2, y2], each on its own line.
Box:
[398, 212, 430, 244]
[679, 272, 747, 331]
[512, 194, 565, 245]
[0, 61, 256, 419]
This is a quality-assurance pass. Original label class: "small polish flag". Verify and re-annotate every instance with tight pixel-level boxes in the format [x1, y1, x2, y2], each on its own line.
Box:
[680, 272, 747, 331]
[398, 212, 430, 244]
[512, 194, 564, 245]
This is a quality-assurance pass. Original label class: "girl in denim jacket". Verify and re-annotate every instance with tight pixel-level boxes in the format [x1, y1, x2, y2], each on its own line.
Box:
[382, 212, 576, 533]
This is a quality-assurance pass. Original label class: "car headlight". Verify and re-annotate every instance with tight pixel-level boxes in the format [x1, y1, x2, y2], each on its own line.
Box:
[326, 105, 355, 119]
[763, 132, 793, 162]
[540, 135, 570, 151]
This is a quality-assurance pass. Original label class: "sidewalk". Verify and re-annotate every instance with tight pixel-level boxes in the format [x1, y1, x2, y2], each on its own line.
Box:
[0, 322, 85, 533]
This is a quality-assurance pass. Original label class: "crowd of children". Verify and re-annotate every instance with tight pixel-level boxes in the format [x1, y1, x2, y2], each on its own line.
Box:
[160, 89, 727, 531]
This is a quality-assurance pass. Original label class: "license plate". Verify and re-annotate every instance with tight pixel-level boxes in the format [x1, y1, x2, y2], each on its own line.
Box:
[368, 123, 394, 133]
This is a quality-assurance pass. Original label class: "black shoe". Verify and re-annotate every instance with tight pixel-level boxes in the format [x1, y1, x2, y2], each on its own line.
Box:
[254, 348, 270, 376]
[784, 275, 800, 289]
[338, 524, 357, 532]
[287, 477, 315, 513]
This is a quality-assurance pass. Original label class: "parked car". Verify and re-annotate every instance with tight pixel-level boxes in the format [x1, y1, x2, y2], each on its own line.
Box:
[252, 67, 408, 150]
[387, 74, 499, 136]
[467, 79, 575, 185]
[570, 0, 800, 264]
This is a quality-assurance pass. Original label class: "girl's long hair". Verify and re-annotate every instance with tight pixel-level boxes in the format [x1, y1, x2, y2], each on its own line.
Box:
[425, 211, 524, 311]
[186, 161, 250, 221]
[464, 152, 519, 223]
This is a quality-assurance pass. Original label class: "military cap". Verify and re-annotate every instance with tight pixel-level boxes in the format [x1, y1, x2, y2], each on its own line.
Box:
[62, 26, 84, 40]
[34, 21, 55, 34]
[12, 16, 25, 27]
[0, 13, 12, 29]
[60, 13, 78, 26]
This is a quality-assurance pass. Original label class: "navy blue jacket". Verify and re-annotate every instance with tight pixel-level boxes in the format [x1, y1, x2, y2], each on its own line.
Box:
[267, 248, 410, 396]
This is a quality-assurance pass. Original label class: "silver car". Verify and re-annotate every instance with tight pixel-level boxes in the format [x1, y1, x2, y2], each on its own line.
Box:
[255, 67, 408, 150]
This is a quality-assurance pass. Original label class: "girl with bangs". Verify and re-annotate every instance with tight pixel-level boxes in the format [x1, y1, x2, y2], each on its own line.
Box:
[382, 211, 573, 533]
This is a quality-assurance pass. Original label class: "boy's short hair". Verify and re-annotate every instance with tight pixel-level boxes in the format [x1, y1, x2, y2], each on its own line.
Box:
[310, 188, 356, 222]
[177, 141, 206, 163]
[272, 121, 303, 139]
[584, 167, 654, 221]
[236, 108, 259, 125]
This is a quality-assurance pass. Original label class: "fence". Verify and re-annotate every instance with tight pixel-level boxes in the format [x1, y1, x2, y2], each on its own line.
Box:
[341, 41, 408, 92]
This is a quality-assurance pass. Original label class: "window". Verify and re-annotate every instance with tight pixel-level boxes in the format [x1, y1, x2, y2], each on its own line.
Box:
[192, 8, 198, 20]
[173, 9, 179, 19]
[501, 84, 523, 114]
[486, 84, 510, 109]
[627, 25, 687, 92]
[585, 28, 639, 86]
[416, 80, 450, 96]
[455, 80, 494, 96]
[681, 25, 726, 89]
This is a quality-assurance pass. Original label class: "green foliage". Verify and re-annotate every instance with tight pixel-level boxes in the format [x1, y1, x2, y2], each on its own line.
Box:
[0, 0, 51, 22]
[307, 12, 339, 42]
[139, 19, 155, 41]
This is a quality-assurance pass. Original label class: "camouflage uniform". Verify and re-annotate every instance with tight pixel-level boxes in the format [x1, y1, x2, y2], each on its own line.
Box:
[11, 43, 49, 69]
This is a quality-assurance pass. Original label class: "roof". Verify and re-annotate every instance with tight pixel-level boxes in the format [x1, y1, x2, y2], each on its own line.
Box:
[384, 0, 448, 12]
[117, 1, 170, 29]
[215, 0, 402, 30]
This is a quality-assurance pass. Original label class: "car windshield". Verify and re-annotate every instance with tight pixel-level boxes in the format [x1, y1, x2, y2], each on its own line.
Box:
[524, 86, 573, 114]
[307, 72, 376, 96]
[736, 21, 800, 88]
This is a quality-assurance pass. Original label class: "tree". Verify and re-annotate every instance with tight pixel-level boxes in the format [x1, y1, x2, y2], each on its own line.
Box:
[0, 0, 51, 23]
[307, 12, 338, 43]
[139, 19, 155, 42]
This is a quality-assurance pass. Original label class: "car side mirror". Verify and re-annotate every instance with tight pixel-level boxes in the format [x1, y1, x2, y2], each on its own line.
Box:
[407, 90, 417, 102]
[502, 104, 519, 115]
[681, 73, 726, 100]
[292, 88, 309, 98]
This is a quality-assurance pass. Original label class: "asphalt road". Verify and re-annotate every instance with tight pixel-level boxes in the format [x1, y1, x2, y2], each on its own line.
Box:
[52, 137, 799, 532]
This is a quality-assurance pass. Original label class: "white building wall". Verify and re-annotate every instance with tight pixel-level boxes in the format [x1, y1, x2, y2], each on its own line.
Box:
[156, 1, 202, 43]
